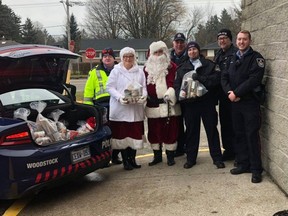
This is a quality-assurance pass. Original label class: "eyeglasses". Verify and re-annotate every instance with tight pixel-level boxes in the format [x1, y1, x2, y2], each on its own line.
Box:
[218, 36, 229, 41]
[123, 55, 134, 58]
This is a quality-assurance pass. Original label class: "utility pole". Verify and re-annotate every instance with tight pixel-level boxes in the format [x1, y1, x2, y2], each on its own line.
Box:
[60, 0, 71, 48]
[60, 0, 86, 49]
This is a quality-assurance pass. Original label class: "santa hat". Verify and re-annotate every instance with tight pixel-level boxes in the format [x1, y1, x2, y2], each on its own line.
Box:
[149, 41, 168, 55]
[85, 117, 96, 131]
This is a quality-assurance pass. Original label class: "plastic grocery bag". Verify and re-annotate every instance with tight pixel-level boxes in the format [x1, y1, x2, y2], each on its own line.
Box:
[14, 108, 39, 138]
[179, 70, 208, 101]
[30, 101, 63, 142]
[49, 109, 67, 140]
[123, 82, 143, 103]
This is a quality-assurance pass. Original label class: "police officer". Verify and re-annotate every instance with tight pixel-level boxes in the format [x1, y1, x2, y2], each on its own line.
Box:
[83, 47, 122, 165]
[214, 29, 238, 161]
[170, 32, 188, 157]
[174, 41, 225, 169]
[221, 30, 265, 183]
[170, 33, 188, 65]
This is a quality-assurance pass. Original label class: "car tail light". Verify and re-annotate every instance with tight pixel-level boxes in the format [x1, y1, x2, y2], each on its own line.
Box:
[0, 131, 32, 146]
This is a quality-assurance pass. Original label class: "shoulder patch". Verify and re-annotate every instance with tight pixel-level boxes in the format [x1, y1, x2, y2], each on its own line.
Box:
[256, 58, 265, 68]
[215, 64, 221, 72]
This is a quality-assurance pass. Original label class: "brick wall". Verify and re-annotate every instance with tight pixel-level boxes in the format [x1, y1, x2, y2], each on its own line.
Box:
[241, 0, 288, 193]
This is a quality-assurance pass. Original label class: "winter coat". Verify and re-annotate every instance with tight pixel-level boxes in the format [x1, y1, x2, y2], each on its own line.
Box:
[106, 63, 147, 122]
[221, 47, 265, 101]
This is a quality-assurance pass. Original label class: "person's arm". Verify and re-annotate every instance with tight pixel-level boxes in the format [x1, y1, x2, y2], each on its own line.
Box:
[83, 69, 96, 105]
[106, 68, 123, 101]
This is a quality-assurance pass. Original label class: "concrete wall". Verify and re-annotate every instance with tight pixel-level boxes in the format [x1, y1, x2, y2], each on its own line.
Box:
[241, 0, 288, 194]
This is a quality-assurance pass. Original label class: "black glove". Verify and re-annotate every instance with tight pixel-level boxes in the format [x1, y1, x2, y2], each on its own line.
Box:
[192, 73, 198, 80]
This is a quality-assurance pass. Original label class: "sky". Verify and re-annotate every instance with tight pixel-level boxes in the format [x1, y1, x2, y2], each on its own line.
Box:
[2, 0, 241, 39]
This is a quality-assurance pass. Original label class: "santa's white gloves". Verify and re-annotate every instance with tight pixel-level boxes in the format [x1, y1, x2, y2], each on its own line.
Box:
[163, 95, 170, 103]
[137, 96, 147, 104]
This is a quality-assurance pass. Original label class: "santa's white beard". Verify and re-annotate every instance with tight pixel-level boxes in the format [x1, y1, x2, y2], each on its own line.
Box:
[145, 54, 170, 85]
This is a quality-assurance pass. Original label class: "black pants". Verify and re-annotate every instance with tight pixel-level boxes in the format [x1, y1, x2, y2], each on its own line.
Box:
[176, 105, 186, 154]
[231, 99, 263, 174]
[218, 91, 235, 154]
[183, 99, 222, 164]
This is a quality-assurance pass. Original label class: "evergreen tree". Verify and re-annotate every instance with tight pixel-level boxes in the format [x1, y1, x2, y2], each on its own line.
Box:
[195, 8, 242, 46]
[63, 14, 81, 52]
[0, 1, 22, 41]
[21, 18, 38, 44]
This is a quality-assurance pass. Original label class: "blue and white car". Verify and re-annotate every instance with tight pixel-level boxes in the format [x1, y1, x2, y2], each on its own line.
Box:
[0, 44, 111, 199]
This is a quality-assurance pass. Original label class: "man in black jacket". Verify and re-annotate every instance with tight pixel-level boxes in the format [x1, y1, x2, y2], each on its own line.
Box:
[170, 33, 188, 157]
[174, 41, 224, 169]
[214, 29, 238, 161]
[221, 30, 265, 183]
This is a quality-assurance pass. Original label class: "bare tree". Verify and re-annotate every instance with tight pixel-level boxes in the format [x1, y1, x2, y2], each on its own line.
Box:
[120, 0, 184, 40]
[85, 0, 122, 38]
[85, 0, 184, 40]
[184, 6, 205, 41]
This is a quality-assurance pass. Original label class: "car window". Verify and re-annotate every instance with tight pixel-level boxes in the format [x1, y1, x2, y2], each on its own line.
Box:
[0, 88, 65, 107]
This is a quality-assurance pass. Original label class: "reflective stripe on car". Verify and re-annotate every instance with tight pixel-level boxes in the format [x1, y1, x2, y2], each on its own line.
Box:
[34, 150, 111, 184]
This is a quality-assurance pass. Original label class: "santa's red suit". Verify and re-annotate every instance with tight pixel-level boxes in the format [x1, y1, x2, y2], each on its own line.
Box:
[144, 43, 181, 152]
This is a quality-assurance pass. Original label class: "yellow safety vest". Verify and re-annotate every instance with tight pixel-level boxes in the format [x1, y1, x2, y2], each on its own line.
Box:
[83, 66, 110, 105]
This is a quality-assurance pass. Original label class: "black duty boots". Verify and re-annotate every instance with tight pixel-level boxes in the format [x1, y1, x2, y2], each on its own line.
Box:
[166, 150, 175, 166]
[149, 150, 163, 166]
[127, 147, 141, 168]
[121, 149, 133, 170]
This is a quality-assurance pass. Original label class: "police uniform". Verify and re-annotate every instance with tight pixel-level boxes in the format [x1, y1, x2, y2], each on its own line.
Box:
[214, 44, 238, 160]
[170, 49, 188, 66]
[221, 47, 265, 174]
[170, 49, 188, 156]
[174, 55, 223, 167]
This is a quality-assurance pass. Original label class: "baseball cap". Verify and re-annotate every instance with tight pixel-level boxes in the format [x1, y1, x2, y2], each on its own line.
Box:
[174, 33, 186, 41]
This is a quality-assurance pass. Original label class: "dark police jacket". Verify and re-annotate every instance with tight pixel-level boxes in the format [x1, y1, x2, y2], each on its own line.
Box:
[174, 55, 220, 104]
[221, 47, 265, 101]
[214, 44, 238, 72]
[170, 49, 188, 66]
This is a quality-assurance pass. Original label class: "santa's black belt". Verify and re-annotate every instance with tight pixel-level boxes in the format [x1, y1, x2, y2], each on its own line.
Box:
[147, 96, 165, 105]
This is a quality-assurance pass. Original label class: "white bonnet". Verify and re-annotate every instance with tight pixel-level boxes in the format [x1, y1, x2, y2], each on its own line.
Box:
[120, 47, 137, 63]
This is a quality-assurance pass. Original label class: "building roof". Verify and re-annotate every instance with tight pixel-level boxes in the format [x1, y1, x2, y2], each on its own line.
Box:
[79, 38, 156, 52]
[0, 40, 20, 47]
[201, 41, 219, 50]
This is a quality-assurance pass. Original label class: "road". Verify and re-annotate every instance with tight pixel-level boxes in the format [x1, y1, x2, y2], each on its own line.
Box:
[1, 148, 288, 216]
[70, 78, 86, 93]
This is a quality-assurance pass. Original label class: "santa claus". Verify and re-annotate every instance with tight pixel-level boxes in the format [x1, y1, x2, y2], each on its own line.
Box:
[144, 40, 181, 166]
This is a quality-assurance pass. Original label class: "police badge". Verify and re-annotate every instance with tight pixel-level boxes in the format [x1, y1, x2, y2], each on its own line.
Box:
[256, 58, 265, 68]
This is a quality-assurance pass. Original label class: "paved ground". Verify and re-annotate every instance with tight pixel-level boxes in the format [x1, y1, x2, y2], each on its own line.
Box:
[17, 146, 288, 216]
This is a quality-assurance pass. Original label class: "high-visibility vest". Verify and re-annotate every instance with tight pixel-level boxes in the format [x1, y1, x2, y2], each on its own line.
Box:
[83, 67, 110, 105]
